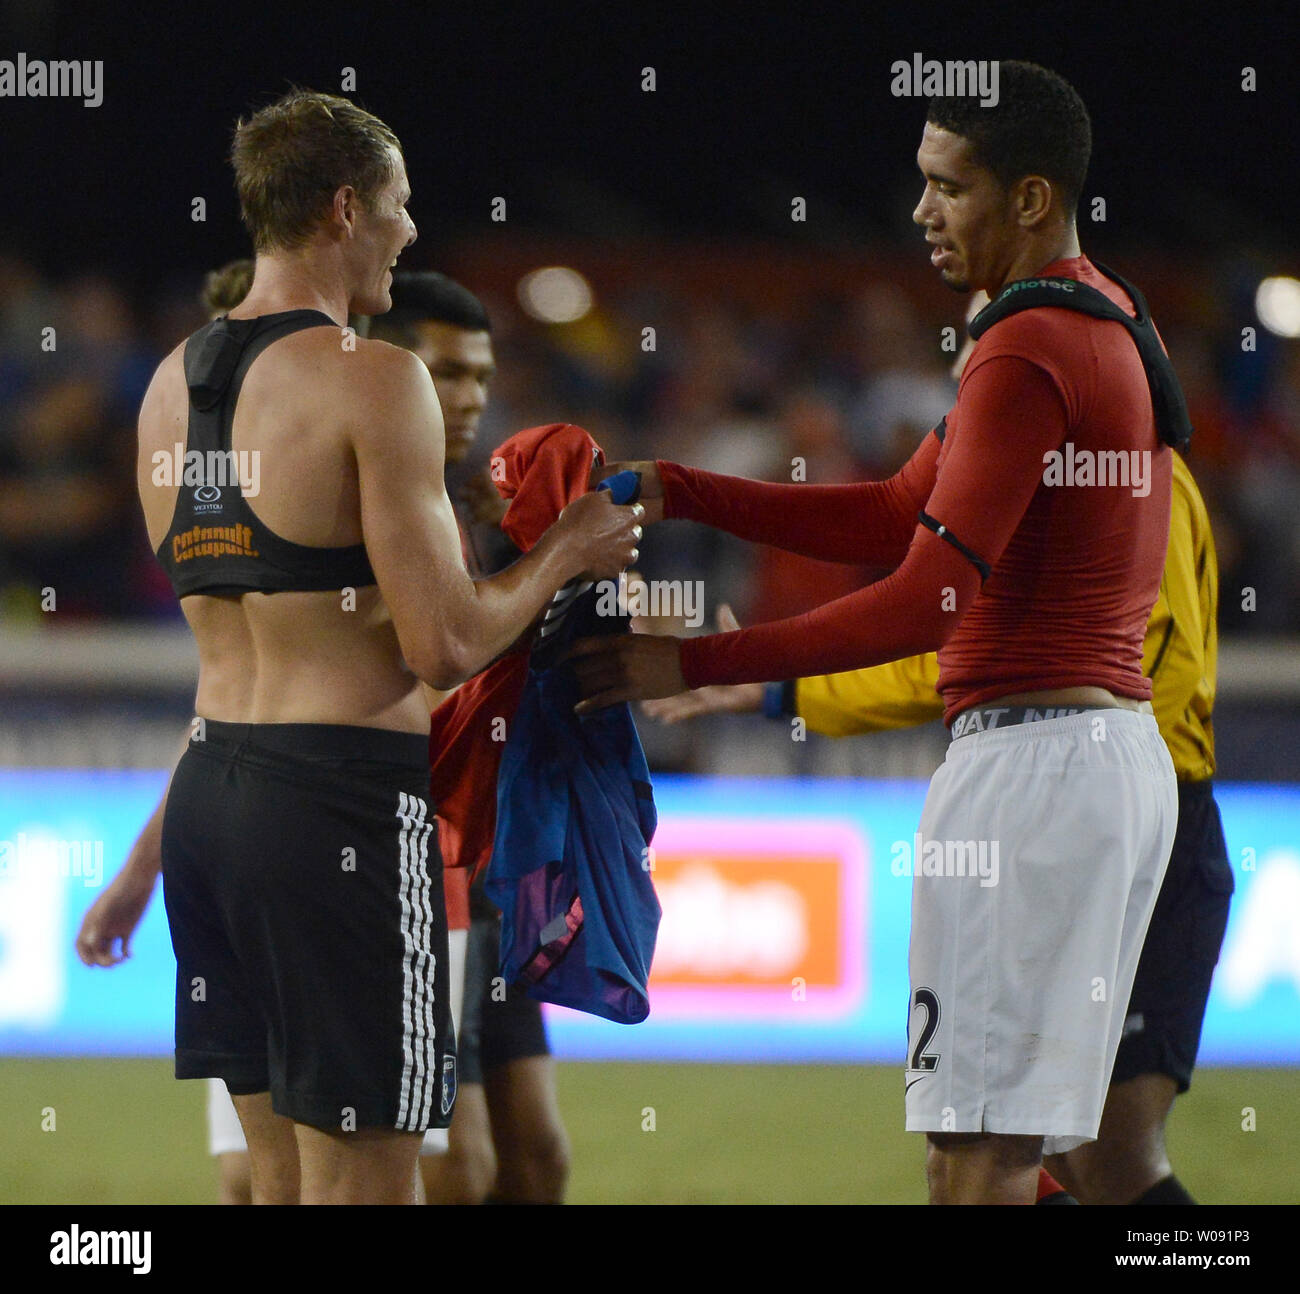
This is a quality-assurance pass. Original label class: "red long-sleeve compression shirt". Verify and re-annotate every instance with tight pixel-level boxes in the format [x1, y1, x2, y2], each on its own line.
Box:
[660, 255, 1173, 725]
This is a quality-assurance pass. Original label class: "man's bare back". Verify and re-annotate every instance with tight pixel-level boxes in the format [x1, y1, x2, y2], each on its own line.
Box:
[139, 325, 431, 730]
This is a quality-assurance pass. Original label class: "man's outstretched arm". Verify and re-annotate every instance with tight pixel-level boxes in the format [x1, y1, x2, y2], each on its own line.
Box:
[596, 431, 941, 569]
[569, 358, 1067, 705]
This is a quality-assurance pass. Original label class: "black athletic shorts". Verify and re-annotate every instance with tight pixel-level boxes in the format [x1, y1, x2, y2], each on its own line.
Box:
[458, 879, 550, 1086]
[1113, 778, 1234, 1092]
[161, 720, 457, 1133]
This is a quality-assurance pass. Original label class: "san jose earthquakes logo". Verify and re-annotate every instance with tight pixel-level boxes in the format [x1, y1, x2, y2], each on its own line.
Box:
[192, 484, 223, 514]
[440, 1054, 457, 1117]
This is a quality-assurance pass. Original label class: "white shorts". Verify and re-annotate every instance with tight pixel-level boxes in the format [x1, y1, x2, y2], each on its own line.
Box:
[208, 926, 469, 1157]
[903, 709, 1176, 1155]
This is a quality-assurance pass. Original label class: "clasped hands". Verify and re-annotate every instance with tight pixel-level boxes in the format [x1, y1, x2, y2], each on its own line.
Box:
[563, 459, 688, 713]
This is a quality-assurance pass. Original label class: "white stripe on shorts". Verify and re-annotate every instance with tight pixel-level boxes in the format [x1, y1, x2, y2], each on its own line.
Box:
[413, 795, 438, 1126]
[395, 791, 438, 1131]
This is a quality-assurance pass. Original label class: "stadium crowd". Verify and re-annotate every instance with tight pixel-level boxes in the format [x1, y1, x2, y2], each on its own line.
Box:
[1, 245, 1296, 637]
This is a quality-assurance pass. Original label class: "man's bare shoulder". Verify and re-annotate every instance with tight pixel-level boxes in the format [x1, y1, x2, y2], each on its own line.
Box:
[353, 334, 434, 387]
[271, 328, 431, 398]
[146, 337, 188, 386]
[138, 340, 189, 437]
[344, 337, 440, 437]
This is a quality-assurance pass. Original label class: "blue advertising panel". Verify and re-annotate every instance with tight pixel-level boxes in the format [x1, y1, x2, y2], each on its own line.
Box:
[1, 771, 1297, 1066]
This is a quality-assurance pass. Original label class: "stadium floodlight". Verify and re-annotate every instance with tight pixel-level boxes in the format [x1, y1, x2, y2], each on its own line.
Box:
[517, 266, 594, 323]
[1255, 275, 1300, 339]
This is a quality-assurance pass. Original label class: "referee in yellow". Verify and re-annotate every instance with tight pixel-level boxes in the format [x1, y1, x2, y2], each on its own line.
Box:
[647, 312, 1232, 1207]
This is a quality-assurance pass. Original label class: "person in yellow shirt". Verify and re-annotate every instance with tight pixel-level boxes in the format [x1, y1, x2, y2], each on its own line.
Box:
[647, 304, 1231, 1206]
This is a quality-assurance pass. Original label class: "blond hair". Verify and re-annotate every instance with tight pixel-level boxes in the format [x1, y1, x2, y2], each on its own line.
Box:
[231, 89, 401, 253]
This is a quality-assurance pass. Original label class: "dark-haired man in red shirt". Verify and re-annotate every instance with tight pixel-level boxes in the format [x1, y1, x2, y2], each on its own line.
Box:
[568, 61, 1179, 1205]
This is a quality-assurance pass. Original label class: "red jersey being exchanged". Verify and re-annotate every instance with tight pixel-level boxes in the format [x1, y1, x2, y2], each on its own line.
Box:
[659, 255, 1173, 724]
[430, 423, 605, 928]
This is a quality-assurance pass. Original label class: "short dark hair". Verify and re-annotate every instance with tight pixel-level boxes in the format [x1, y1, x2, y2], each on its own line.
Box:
[926, 60, 1091, 216]
[371, 270, 492, 343]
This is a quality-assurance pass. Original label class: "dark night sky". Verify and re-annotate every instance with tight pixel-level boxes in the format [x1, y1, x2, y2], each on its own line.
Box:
[4, 0, 1297, 288]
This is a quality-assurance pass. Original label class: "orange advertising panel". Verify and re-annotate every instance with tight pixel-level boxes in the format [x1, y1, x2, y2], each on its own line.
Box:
[634, 815, 869, 1022]
[648, 850, 844, 989]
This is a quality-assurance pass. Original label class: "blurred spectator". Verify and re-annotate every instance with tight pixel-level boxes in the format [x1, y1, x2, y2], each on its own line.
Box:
[746, 389, 883, 625]
[844, 283, 954, 474]
[0, 274, 169, 619]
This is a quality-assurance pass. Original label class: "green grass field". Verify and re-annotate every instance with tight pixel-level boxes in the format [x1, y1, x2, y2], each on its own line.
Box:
[3, 1059, 1295, 1204]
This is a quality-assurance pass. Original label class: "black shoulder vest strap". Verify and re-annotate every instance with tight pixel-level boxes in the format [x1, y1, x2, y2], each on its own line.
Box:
[183, 310, 336, 444]
[161, 309, 376, 597]
[967, 263, 1193, 453]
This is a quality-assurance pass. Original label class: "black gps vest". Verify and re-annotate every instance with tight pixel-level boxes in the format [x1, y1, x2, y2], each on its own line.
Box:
[156, 310, 378, 598]
[967, 261, 1193, 454]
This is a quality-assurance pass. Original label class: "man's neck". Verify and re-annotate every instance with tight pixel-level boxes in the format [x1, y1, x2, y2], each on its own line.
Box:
[229, 251, 349, 327]
[993, 226, 1082, 295]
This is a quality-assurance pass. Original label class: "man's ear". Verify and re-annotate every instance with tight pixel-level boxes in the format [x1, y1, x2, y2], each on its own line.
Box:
[331, 184, 360, 238]
[1014, 175, 1054, 230]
